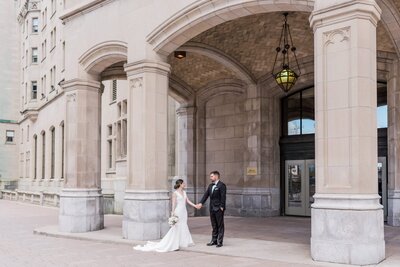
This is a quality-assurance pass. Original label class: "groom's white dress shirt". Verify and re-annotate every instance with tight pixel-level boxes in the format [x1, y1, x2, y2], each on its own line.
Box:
[212, 180, 219, 193]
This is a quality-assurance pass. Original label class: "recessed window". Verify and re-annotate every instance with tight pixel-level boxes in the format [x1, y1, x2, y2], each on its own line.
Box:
[6, 130, 15, 143]
[31, 81, 37, 100]
[50, 128, 55, 179]
[32, 47, 38, 64]
[32, 17, 39, 33]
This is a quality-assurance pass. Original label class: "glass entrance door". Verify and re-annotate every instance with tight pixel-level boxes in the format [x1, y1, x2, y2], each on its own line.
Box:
[285, 160, 315, 216]
[285, 159, 387, 217]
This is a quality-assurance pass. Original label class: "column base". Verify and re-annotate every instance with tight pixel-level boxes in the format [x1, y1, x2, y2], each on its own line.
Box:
[388, 190, 400, 226]
[59, 188, 104, 233]
[311, 194, 385, 265]
[122, 190, 170, 240]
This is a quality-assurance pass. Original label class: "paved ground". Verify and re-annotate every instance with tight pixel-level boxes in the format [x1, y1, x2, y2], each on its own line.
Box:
[1, 200, 400, 267]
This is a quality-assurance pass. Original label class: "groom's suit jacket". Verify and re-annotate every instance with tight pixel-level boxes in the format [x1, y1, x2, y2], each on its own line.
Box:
[200, 181, 227, 212]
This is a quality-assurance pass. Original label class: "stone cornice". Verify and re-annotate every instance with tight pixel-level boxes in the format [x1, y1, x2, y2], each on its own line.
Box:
[60, 79, 102, 93]
[310, 0, 382, 30]
[124, 60, 170, 77]
[59, 0, 116, 23]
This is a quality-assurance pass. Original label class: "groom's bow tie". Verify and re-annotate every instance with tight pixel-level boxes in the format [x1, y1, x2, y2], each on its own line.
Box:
[212, 182, 216, 185]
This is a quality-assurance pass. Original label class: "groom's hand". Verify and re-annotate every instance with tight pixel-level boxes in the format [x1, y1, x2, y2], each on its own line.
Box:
[196, 203, 202, 209]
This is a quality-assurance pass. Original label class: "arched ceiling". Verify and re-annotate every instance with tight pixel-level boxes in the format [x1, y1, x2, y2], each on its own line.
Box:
[169, 53, 237, 90]
[169, 11, 396, 93]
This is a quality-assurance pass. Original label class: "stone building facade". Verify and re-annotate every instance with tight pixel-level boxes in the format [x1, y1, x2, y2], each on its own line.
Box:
[0, 0, 20, 190]
[3, 0, 400, 264]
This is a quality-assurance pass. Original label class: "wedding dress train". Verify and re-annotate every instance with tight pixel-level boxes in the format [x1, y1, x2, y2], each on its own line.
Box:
[133, 190, 194, 252]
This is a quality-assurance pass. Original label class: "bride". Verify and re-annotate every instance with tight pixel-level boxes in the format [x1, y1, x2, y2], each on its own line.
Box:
[133, 179, 196, 252]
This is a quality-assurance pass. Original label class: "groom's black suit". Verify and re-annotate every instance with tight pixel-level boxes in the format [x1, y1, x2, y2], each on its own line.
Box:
[200, 180, 226, 245]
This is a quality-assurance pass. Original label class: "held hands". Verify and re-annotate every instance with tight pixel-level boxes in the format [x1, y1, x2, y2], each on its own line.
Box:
[195, 203, 202, 210]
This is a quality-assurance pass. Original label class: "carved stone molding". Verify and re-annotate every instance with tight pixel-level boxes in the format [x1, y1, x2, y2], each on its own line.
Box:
[129, 77, 143, 90]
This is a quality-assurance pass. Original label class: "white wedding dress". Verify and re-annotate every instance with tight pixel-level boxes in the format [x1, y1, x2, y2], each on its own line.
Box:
[133, 190, 194, 252]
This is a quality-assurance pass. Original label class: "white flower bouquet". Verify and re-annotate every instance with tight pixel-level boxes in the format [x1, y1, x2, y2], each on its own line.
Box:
[168, 214, 179, 227]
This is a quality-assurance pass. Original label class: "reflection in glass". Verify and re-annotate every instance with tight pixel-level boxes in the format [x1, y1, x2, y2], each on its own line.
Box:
[287, 93, 301, 135]
[308, 163, 315, 208]
[288, 164, 302, 207]
[378, 162, 383, 205]
[288, 119, 301, 135]
[301, 88, 315, 134]
[377, 105, 388, 129]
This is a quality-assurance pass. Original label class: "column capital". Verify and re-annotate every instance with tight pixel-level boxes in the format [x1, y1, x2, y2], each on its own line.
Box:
[60, 78, 102, 93]
[310, 0, 381, 31]
[176, 106, 196, 117]
[124, 60, 170, 77]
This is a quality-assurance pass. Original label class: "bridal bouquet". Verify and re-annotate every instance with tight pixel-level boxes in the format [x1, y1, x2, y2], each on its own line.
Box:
[168, 214, 179, 227]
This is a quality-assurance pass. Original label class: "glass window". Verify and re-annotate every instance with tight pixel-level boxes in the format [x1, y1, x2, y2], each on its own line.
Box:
[301, 88, 315, 134]
[6, 130, 15, 143]
[377, 105, 388, 129]
[31, 81, 37, 100]
[377, 82, 387, 129]
[286, 92, 301, 135]
[32, 17, 39, 33]
[32, 48, 38, 63]
[282, 87, 315, 136]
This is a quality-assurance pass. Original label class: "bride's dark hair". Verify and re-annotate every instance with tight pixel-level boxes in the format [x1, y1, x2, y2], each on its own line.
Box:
[174, 179, 184, 190]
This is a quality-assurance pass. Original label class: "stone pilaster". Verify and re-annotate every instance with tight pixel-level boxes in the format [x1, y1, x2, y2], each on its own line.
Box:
[58, 79, 104, 233]
[388, 59, 400, 226]
[176, 106, 196, 185]
[310, 0, 385, 265]
[122, 60, 170, 240]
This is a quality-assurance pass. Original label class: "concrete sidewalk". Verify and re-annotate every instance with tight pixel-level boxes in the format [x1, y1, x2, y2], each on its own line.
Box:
[33, 211, 400, 267]
[3, 199, 400, 267]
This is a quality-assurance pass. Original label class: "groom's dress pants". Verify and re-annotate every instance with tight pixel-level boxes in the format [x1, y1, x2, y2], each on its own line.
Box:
[210, 209, 224, 244]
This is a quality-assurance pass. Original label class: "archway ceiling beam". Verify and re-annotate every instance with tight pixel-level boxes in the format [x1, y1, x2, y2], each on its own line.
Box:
[169, 74, 196, 105]
[379, 0, 400, 56]
[180, 41, 257, 86]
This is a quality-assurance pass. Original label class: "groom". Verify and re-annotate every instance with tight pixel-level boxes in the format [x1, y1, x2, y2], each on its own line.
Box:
[196, 171, 226, 247]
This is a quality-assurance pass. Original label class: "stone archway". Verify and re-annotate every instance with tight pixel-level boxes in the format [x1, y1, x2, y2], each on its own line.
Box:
[59, 41, 128, 233]
[146, 0, 394, 265]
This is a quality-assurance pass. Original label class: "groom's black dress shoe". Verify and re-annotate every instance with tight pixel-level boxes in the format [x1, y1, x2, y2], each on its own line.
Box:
[207, 242, 217, 246]
[216, 244, 223, 248]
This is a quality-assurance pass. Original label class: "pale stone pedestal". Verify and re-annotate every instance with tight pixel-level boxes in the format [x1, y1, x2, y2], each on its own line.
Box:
[122, 190, 170, 240]
[388, 190, 400, 226]
[59, 188, 104, 233]
[311, 194, 385, 265]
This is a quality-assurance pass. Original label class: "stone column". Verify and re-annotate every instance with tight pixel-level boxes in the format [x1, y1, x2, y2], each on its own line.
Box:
[388, 59, 400, 226]
[176, 106, 196, 215]
[310, 0, 385, 265]
[122, 60, 170, 240]
[58, 79, 104, 233]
